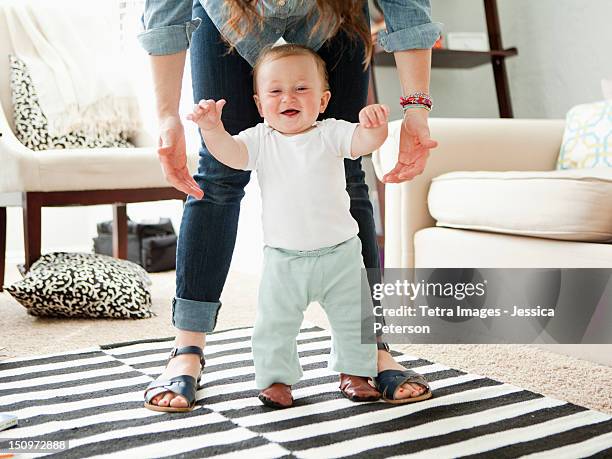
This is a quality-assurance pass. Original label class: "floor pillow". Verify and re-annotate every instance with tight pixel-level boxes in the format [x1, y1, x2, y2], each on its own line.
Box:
[5, 252, 153, 319]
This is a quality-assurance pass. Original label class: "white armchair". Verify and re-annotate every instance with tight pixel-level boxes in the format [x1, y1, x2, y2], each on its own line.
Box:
[0, 13, 196, 290]
[373, 118, 612, 366]
[374, 118, 612, 269]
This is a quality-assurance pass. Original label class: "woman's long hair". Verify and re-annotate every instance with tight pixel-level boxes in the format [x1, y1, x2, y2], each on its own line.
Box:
[223, 0, 372, 67]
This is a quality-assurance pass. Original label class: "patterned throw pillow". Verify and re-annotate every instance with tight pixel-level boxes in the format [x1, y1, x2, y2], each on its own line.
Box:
[557, 100, 612, 169]
[8, 55, 134, 151]
[6, 252, 153, 319]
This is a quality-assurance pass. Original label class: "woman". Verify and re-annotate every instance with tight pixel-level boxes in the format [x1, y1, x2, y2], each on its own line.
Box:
[139, 0, 441, 411]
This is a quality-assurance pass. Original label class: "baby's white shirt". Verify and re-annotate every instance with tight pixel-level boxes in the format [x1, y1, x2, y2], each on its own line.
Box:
[235, 118, 359, 251]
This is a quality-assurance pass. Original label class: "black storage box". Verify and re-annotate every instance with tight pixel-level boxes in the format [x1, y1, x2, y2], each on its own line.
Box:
[93, 218, 177, 272]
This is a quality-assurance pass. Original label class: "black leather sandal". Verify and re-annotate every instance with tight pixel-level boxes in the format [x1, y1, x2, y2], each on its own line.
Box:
[374, 369, 432, 404]
[143, 346, 205, 413]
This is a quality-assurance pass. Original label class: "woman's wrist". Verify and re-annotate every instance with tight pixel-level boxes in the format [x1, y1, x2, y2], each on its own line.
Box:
[402, 103, 430, 124]
[158, 113, 182, 129]
[402, 104, 431, 114]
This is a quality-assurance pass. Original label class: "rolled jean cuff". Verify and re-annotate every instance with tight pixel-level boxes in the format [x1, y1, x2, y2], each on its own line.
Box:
[331, 362, 378, 379]
[172, 297, 221, 333]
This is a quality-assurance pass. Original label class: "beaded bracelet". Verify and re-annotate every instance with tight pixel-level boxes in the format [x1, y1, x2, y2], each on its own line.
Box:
[400, 92, 433, 112]
[402, 104, 431, 112]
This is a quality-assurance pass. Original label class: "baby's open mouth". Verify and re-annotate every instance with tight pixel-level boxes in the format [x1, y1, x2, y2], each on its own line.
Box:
[281, 109, 300, 117]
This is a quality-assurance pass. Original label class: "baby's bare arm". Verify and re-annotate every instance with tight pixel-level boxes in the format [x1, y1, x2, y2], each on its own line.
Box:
[187, 99, 248, 170]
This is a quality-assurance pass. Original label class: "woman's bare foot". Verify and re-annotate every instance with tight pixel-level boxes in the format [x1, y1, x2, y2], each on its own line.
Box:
[148, 331, 206, 409]
[377, 349, 428, 399]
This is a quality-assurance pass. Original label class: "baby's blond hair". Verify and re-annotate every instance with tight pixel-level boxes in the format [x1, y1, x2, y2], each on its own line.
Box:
[252, 44, 329, 93]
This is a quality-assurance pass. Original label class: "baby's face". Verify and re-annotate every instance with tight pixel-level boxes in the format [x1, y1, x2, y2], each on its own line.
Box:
[254, 54, 331, 135]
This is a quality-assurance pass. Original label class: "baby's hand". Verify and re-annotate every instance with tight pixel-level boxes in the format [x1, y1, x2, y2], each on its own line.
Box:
[359, 104, 390, 128]
[187, 99, 226, 132]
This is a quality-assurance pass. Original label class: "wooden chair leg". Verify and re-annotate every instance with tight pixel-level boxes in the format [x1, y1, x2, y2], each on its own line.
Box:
[22, 193, 42, 271]
[0, 207, 6, 291]
[112, 203, 128, 259]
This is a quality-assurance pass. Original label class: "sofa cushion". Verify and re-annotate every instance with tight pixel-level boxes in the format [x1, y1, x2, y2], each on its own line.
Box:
[415, 227, 612, 268]
[5, 252, 153, 319]
[556, 100, 612, 170]
[428, 169, 612, 242]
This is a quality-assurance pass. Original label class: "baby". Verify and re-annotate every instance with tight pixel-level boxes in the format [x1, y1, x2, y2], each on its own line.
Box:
[188, 44, 389, 408]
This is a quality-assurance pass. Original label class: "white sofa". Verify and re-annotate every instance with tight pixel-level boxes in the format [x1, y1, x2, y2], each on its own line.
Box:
[373, 118, 612, 366]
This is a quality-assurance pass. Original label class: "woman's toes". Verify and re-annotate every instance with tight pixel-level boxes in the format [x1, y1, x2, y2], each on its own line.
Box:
[412, 383, 425, 395]
[406, 386, 418, 397]
[169, 395, 188, 408]
[148, 391, 188, 408]
[395, 383, 425, 399]
[159, 393, 174, 406]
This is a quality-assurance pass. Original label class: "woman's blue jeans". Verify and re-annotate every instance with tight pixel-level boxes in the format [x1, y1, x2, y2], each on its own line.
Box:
[173, 2, 380, 333]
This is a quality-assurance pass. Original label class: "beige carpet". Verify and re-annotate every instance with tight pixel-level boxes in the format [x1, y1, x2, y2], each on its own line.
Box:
[2, 263, 611, 414]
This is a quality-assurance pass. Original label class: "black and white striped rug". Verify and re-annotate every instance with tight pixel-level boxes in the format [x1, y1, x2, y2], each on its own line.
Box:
[1, 325, 611, 458]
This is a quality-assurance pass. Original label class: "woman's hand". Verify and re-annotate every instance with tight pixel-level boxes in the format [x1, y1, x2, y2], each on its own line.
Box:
[157, 115, 204, 200]
[382, 108, 438, 183]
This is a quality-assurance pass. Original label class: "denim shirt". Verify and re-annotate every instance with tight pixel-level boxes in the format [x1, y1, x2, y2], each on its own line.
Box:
[138, 0, 442, 66]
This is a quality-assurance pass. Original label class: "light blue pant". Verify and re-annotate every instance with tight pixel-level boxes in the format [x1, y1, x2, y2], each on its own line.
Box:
[252, 236, 377, 390]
